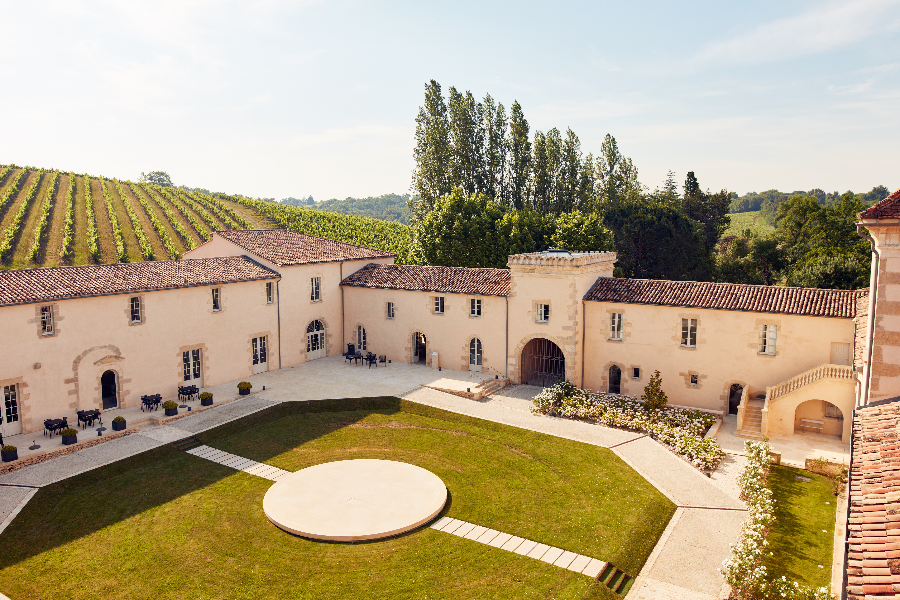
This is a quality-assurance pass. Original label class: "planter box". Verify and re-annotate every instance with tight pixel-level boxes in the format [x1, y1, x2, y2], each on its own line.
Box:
[239, 388, 251, 396]
[112, 420, 126, 431]
[62, 434, 78, 446]
[164, 407, 178, 417]
[1, 449, 18, 462]
[201, 396, 214, 406]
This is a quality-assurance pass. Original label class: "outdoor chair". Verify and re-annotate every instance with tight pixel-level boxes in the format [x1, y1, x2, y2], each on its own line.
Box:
[344, 344, 356, 363]
[366, 353, 377, 368]
[379, 355, 387, 367]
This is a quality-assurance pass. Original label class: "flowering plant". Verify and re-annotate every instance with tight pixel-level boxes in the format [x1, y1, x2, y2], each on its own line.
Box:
[532, 382, 725, 471]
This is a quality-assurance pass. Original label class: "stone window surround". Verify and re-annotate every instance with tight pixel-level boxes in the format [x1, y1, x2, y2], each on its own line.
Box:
[210, 287, 224, 313]
[178, 343, 210, 386]
[674, 313, 706, 350]
[679, 369, 707, 389]
[0, 376, 28, 433]
[433, 296, 445, 315]
[247, 331, 273, 373]
[127, 294, 145, 326]
[608, 310, 625, 341]
[461, 335, 486, 371]
[304, 316, 333, 358]
[34, 303, 61, 338]
[469, 297, 482, 318]
[385, 300, 395, 320]
[752, 317, 782, 358]
[310, 275, 322, 303]
[631, 365, 641, 380]
[534, 301, 551, 324]
[265, 281, 275, 305]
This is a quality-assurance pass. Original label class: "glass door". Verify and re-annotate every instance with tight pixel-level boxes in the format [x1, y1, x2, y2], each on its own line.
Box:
[252, 336, 268, 374]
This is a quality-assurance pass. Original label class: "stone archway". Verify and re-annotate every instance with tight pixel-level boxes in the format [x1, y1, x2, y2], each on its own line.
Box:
[101, 370, 118, 410]
[520, 338, 565, 387]
[794, 399, 844, 437]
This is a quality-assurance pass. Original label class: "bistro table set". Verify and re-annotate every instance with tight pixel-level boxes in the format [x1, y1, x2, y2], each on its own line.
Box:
[42, 417, 69, 437]
[76, 409, 102, 429]
[343, 345, 387, 368]
[141, 394, 162, 411]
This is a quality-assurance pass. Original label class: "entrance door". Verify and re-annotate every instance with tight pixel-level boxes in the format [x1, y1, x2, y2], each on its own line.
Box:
[729, 384, 743, 415]
[307, 320, 326, 360]
[413, 332, 427, 363]
[101, 370, 118, 410]
[608, 365, 621, 394]
[831, 342, 851, 366]
[252, 336, 268, 374]
[1, 385, 21, 437]
[183, 349, 202, 387]
[469, 338, 483, 372]
[521, 338, 565, 387]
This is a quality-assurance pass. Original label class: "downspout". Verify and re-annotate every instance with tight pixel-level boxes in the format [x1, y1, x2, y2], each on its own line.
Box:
[340, 261, 345, 355]
[581, 300, 587, 389]
[505, 295, 509, 378]
[858, 222, 880, 407]
[276, 278, 283, 369]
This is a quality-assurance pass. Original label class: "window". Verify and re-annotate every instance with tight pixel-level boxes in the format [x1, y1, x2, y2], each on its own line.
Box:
[266, 282, 274, 304]
[252, 336, 267, 366]
[536, 303, 550, 323]
[211, 288, 221, 311]
[183, 349, 201, 383]
[633, 367, 641, 379]
[3, 385, 19, 426]
[311, 277, 321, 302]
[357, 325, 367, 351]
[690, 374, 699, 387]
[758, 325, 777, 355]
[40, 305, 53, 335]
[386, 302, 394, 319]
[610, 313, 623, 340]
[130, 296, 142, 323]
[470, 298, 482, 317]
[824, 401, 843, 419]
[681, 318, 697, 347]
[434, 296, 445, 314]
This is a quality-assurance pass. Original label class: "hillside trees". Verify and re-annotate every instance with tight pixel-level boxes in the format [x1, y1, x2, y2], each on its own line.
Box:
[140, 171, 173, 187]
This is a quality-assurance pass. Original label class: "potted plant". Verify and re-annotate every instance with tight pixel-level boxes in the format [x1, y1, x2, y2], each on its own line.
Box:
[1, 445, 17, 462]
[237, 381, 252, 396]
[112, 415, 127, 431]
[200, 392, 214, 406]
[163, 400, 178, 416]
[61, 428, 79, 445]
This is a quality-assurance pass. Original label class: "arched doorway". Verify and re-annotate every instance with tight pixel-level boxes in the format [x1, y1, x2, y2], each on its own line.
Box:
[608, 365, 621, 394]
[101, 370, 118, 410]
[794, 399, 844, 437]
[357, 326, 367, 352]
[469, 338, 483, 372]
[728, 384, 743, 415]
[412, 332, 427, 364]
[521, 338, 565, 387]
[307, 320, 326, 360]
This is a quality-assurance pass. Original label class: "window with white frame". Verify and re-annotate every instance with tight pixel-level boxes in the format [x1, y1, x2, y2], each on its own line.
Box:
[758, 325, 777, 355]
[40, 305, 53, 335]
[130, 296, 142, 323]
[211, 288, 221, 311]
[610, 313, 623, 340]
[266, 282, 274, 304]
[536, 303, 550, 323]
[470, 298, 482, 317]
[311, 277, 321, 302]
[357, 325, 367, 351]
[434, 296, 445, 314]
[386, 302, 394, 319]
[681, 318, 697, 347]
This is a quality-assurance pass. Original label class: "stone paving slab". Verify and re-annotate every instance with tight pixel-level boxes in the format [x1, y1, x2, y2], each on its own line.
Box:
[185, 445, 289, 481]
[0, 486, 38, 532]
[627, 576, 718, 600]
[172, 397, 279, 434]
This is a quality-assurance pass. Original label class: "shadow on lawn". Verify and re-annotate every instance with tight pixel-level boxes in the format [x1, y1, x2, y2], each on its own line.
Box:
[0, 396, 404, 569]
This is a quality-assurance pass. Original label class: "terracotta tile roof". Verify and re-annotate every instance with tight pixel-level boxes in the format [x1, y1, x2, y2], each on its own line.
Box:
[848, 401, 900, 599]
[214, 229, 394, 267]
[859, 188, 900, 220]
[0, 257, 279, 307]
[341, 263, 511, 297]
[584, 277, 863, 318]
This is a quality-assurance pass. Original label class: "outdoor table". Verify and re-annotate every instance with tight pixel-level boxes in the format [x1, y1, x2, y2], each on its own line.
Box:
[43, 418, 68, 438]
[77, 409, 101, 429]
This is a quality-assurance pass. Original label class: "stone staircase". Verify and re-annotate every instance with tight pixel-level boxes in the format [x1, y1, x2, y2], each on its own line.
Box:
[736, 397, 764, 439]
[475, 378, 506, 397]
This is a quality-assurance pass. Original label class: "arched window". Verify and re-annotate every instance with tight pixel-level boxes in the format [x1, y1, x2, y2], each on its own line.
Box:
[608, 365, 621, 394]
[306, 320, 326, 360]
[357, 325, 367, 351]
[469, 338, 483, 371]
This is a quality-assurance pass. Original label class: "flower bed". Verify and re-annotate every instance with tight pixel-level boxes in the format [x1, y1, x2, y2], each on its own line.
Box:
[531, 382, 725, 471]
[721, 440, 833, 600]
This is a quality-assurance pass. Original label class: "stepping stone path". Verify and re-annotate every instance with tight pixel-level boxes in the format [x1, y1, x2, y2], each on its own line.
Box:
[185, 445, 291, 481]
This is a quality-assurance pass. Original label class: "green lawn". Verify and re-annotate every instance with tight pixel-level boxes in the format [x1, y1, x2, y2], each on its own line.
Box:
[0, 399, 673, 600]
[762, 465, 837, 587]
[725, 210, 775, 237]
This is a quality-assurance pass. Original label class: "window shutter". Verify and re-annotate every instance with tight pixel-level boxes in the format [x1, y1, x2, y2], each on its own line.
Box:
[766, 325, 777, 355]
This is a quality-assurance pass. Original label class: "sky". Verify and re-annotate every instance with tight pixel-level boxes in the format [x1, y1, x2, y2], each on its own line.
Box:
[1, 0, 898, 201]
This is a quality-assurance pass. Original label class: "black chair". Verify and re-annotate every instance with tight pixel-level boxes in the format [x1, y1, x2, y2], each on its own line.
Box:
[344, 344, 356, 363]
[366, 352, 378, 368]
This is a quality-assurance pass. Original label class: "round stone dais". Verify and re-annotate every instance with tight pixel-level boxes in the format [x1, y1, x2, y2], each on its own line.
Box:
[262, 459, 447, 541]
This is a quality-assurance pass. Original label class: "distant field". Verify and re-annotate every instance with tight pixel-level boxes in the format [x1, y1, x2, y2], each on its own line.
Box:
[724, 210, 774, 238]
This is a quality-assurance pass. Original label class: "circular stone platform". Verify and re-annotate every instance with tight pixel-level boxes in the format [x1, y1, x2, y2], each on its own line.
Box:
[262, 459, 447, 541]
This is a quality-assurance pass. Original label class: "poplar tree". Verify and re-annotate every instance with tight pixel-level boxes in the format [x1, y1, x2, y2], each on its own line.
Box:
[447, 88, 482, 195]
[482, 94, 507, 205]
[531, 131, 551, 213]
[411, 80, 452, 221]
[507, 101, 531, 210]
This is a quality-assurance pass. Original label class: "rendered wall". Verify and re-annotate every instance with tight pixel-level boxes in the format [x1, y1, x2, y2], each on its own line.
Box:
[583, 301, 856, 413]
[341, 287, 508, 374]
[0, 279, 278, 435]
[764, 378, 855, 441]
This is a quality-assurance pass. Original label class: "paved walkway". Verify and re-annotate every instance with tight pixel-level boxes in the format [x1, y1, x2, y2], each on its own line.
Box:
[186, 445, 291, 481]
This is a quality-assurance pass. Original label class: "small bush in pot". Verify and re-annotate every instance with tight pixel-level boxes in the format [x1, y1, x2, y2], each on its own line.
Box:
[200, 392, 214, 406]
[1, 445, 17, 462]
[60, 428, 79, 445]
[237, 381, 252, 395]
[112, 415, 126, 431]
[163, 400, 178, 416]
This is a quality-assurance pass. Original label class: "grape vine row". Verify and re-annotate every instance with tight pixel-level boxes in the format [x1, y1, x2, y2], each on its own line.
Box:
[27, 170, 60, 262]
[99, 178, 127, 262]
[194, 193, 250, 229]
[130, 183, 196, 252]
[0, 170, 44, 260]
[0, 168, 27, 213]
[0, 165, 13, 185]
[59, 174, 76, 259]
[85, 176, 100, 261]
[113, 178, 155, 260]
[119, 180, 177, 259]
[147, 185, 209, 242]
[166, 188, 220, 231]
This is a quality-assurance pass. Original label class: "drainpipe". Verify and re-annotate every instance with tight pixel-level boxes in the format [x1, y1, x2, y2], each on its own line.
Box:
[276, 278, 283, 369]
[858, 222, 882, 407]
[505, 296, 509, 378]
[340, 261, 345, 355]
[581, 300, 587, 389]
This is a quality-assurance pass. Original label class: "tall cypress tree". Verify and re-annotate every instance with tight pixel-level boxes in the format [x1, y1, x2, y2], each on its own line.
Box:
[448, 88, 483, 195]
[507, 101, 531, 210]
[544, 128, 563, 214]
[411, 80, 452, 221]
[482, 94, 507, 206]
[557, 128, 581, 214]
[531, 131, 551, 213]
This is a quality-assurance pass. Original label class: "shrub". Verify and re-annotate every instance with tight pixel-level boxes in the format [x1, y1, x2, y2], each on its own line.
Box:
[237, 381, 252, 391]
[60, 428, 78, 437]
[162, 400, 178, 410]
[2, 445, 16, 452]
[112, 416, 125, 423]
[200, 392, 213, 400]
[806, 457, 848, 497]
[641, 370, 668, 411]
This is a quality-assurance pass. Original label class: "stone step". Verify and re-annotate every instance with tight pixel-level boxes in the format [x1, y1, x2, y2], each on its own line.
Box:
[735, 428, 763, 439]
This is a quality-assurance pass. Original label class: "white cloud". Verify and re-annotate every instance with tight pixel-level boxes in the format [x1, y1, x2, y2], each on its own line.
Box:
[699, 0, 900, 65]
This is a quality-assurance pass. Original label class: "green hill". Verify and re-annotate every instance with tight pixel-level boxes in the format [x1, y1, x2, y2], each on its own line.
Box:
[0, 165, 412, 269]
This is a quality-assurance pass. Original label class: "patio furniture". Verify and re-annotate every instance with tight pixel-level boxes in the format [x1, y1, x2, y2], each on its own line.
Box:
[141, 394, 162, 412]
[366, 353, 378, 368]
[344, 344, 356, 363]
[77, 409, 102, 429]
[43, 417, 68, 438]
[379, 355, 387, 367]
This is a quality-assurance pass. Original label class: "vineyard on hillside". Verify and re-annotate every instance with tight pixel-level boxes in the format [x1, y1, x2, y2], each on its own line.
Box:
[0, 165, 413, 269]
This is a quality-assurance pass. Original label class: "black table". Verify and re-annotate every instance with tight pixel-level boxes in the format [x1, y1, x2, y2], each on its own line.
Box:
[77, 409, 102, 429]
[141, 394, 162, 412]
[43, 418, 68, 437]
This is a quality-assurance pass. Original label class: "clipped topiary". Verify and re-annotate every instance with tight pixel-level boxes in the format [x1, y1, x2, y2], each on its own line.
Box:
[641, 370, 668, 411]
[60, 428, 79, 437]
[237, 381, 252, 390]
[199, 392, 213, 400]
[113, 415, 125, 423]
[2, 445, 16, 452]
[162, 400, 178, 410]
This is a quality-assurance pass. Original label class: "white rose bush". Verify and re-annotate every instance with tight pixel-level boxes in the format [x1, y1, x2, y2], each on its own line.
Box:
[531, 381, 725, 471]
[721, 440, 833, 600]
